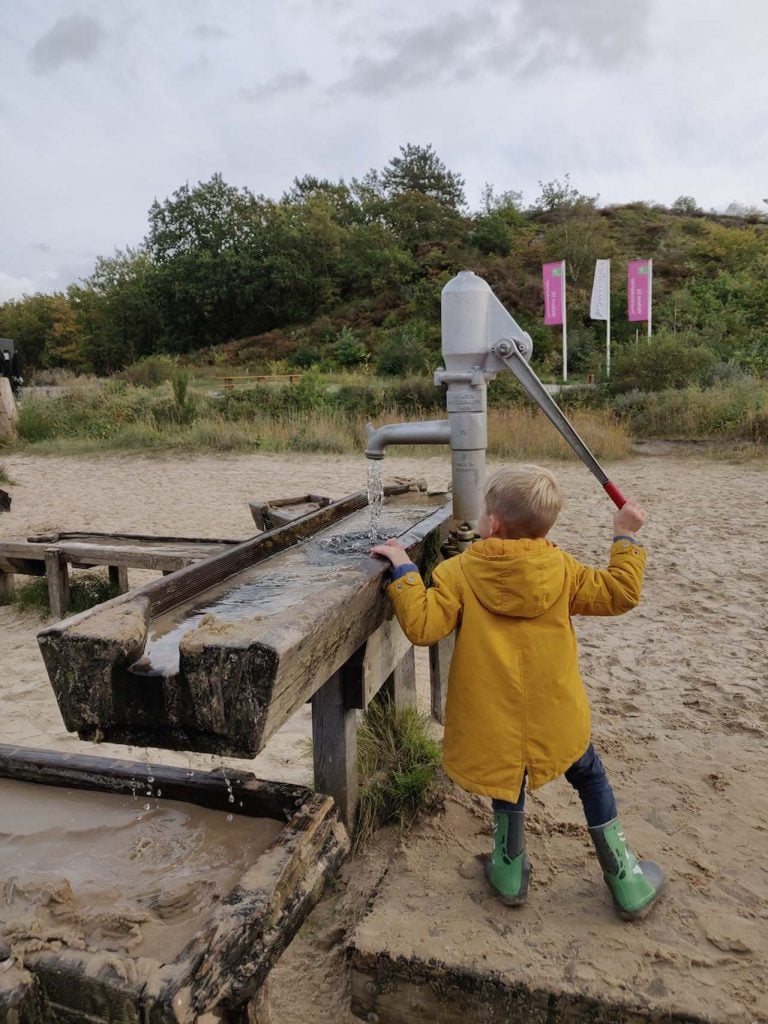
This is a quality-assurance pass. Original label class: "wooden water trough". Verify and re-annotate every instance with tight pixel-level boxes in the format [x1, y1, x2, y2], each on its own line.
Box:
[37, 489, 453, 823]
[0, 744, 348, 1024]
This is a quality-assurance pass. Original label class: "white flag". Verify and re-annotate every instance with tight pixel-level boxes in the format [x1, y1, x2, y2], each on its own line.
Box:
[590, 259, 611, 321]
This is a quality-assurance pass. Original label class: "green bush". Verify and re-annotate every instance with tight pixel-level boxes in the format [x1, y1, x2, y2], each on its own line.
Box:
[611, 380, 768, 439]
[375, 322, 434, 376]
[607, 332, 717, 395]
[121, 355, 178, 387]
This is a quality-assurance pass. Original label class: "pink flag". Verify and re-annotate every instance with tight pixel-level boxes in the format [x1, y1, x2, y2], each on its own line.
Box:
[627, 259, 652, 321]
[542, 261, 565, 325]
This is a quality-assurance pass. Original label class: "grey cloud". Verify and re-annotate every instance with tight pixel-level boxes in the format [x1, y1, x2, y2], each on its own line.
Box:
[485, 0, 650, 78]
[240, 71, 312, 102]
[191, 23, 228, 41]
[331, 9, 499, 95]
[29, 13, 105, 74]
[30, 243, 53, 253]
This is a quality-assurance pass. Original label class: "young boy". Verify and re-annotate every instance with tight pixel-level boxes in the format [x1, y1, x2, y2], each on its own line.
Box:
[371, 464, 664, 921]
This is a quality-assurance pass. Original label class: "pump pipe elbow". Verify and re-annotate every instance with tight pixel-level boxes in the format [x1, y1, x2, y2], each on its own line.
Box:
[364, 420, 451, 460]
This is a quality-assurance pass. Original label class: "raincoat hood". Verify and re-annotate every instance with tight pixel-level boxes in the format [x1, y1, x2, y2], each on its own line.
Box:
[461, 537, 566, 619]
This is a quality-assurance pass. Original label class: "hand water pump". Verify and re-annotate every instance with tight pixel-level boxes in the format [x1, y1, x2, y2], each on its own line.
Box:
[365, 271, 626, 546]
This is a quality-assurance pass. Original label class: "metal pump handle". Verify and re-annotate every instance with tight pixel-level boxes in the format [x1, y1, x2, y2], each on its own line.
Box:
[488, 339, 627, 509]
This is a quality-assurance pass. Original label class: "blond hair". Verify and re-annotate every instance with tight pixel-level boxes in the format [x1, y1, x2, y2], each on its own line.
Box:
[484, 465, 563, 538]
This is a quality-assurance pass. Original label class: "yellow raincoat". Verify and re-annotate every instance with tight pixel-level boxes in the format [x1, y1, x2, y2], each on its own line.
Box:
[386, 536, 646, 802]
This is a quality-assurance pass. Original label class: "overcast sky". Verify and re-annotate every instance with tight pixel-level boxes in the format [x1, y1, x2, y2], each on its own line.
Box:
[1, 0, 767, 302]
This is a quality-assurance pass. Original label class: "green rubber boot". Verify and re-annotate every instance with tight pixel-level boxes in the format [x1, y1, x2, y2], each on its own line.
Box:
[589, 818, 665, 921]
[484, 810, 531, 906]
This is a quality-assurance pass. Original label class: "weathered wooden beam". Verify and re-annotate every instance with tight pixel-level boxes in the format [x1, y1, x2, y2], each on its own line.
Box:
[38, 499, 450, 757]
[311, 671, 358, 828]
[0, 744, 310, 819]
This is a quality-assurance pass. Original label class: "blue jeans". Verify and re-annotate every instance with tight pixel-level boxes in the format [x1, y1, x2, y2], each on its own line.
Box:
[491, 743, 618, 828]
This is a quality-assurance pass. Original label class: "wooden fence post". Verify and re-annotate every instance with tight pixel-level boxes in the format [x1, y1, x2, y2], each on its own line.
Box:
[108, 565, 129, 593]
[311, 669, 358, 828]
[0, 570, 15, 603]
[44, 547, 70, 620]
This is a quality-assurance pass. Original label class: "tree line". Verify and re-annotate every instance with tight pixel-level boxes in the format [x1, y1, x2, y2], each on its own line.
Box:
[1, 144, 767, 380]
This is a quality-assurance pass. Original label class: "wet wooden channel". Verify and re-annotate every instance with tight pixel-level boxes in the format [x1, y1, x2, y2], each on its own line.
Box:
[37, 489, 454, 825]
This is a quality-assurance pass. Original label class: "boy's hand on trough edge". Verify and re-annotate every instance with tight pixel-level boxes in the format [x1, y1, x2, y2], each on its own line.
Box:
[370, 537, 411, 567]
[613, 498, 645, 537]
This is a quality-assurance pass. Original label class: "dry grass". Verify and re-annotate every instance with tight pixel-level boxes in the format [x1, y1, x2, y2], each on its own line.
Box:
[486, 406, 632, 461]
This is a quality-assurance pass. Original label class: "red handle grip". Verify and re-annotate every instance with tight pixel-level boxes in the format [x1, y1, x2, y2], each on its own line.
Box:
[603, 481, 627, 509]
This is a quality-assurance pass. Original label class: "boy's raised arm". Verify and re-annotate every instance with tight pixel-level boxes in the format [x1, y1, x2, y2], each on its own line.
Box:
[371, 539, 461, 645]
[569, 498, 647, 616]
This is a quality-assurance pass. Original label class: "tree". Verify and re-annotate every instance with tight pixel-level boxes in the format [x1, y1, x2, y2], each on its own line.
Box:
[671, 195, 700, 215]
[146, 173, 260, 263]
[380, 144, 466, 211]
[533, 174, 598, 214]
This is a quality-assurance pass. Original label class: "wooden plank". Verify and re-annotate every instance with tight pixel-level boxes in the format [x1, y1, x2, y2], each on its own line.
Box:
[44, 547, 69, 620]
[59, 543, 206, 571]
[429, 632, 454, 725]
[311, 671, 358, 829]
[344, 617, 413, 710]
[27, 531, 245, 545]
[0, 541, 49, 561]
[383, 646, 417, 710]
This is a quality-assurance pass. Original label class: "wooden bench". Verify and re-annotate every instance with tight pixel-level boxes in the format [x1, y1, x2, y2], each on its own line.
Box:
[0, 531, 245, 620]
[220, 373, 302, 389]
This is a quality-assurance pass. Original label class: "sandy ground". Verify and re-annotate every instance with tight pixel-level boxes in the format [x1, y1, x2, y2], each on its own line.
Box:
[1, 449, 767, 1022]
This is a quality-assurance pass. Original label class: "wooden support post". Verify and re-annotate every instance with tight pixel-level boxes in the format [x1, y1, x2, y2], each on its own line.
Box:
[383, 645, 417, 709]
[44, 547, 70, 620]
[0, 570, 15, 603]
[429, 633, 455, 725]
[108, 564, 129, 592]
[311, 669, 358, 829]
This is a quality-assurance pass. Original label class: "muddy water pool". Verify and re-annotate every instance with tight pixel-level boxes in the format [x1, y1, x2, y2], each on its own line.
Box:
[0, 778, 283, 962]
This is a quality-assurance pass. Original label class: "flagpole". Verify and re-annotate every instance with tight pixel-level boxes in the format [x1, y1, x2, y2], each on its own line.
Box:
[648, 258, 653, 338]
[561, 259, 568, 382]
[606, 314, 611, 378]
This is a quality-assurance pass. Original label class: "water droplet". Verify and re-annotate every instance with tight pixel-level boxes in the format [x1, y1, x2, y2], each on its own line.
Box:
[147, 775, 154, 784]
[156, 789, 162, 797]
[144, 803, 151, 811]
[228, 794, 235, 803]
[226, 813, 234, 823]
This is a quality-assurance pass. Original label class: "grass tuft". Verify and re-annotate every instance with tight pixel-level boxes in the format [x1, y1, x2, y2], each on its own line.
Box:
[3, 572, 120, 617]
[354, 696, 442, 852]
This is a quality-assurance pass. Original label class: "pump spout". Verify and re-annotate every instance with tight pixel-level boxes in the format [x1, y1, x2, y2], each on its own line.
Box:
[364, 420, 451, 460]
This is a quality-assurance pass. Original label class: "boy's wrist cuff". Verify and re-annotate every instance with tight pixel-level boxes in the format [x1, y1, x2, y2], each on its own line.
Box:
[613, 534, 638, 543]
[390, 562, 419, 581]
